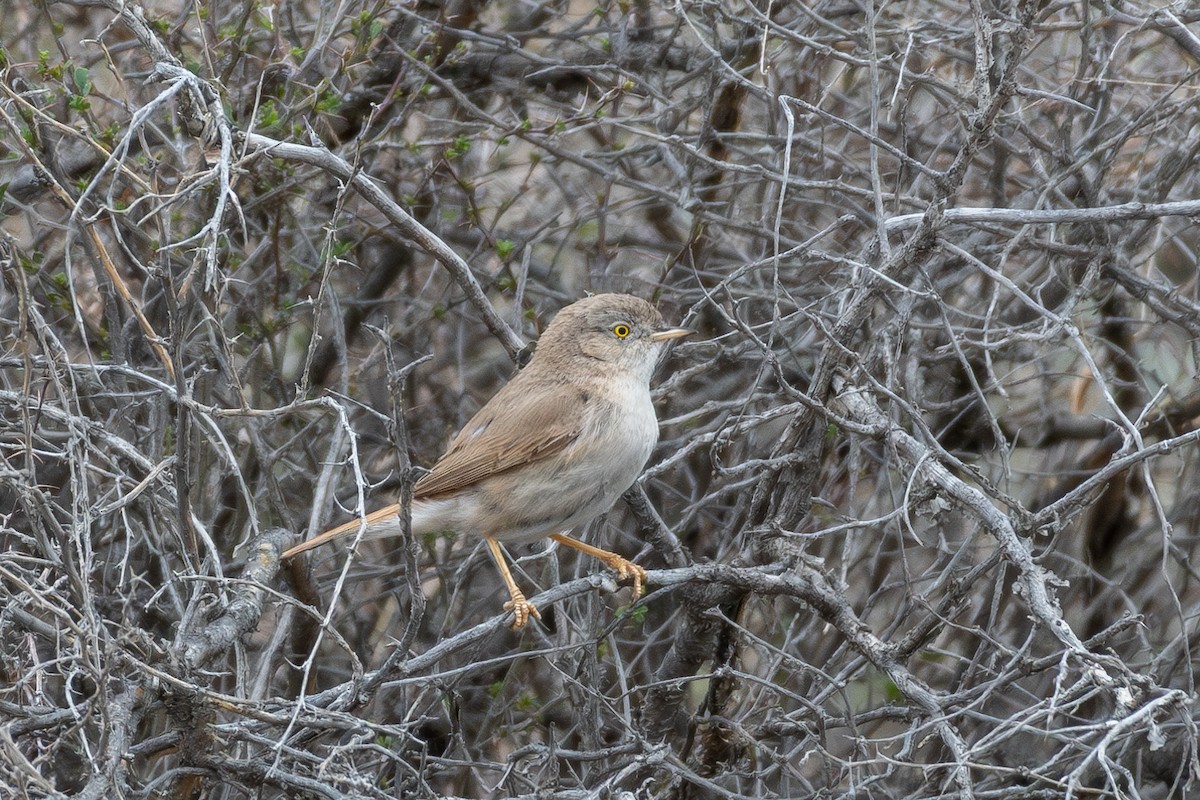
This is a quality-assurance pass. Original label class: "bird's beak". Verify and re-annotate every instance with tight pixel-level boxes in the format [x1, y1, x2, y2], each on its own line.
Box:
[649, 327, 694, 342]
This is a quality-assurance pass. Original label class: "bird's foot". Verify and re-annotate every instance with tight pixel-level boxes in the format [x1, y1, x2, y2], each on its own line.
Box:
[600, 555, 648, 599]
[503, 592, 542, 630]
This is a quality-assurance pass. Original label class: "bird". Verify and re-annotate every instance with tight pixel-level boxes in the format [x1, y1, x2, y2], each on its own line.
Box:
[282, 293, 692, 629]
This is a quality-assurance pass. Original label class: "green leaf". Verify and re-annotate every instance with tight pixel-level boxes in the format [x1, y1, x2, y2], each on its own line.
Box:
[73, 67, 91, 95]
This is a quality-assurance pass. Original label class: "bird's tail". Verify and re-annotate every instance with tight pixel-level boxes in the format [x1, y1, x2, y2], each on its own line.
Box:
[280, 501, 417, 560]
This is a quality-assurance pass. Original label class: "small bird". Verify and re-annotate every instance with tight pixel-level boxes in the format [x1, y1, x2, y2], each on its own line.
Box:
[283, 293, 692, 628]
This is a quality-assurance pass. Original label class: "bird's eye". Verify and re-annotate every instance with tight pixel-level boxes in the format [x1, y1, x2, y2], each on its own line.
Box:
[612, 323, 631, 339]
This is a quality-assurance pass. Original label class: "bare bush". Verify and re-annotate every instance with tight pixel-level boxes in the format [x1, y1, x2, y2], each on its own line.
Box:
[2, 1, 1200, 798]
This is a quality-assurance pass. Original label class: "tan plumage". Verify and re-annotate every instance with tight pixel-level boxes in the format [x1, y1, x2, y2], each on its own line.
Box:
[283, 294, 691, 628]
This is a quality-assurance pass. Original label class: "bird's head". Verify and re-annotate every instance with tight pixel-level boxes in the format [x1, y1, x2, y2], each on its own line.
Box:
[533, 294, 692, 382]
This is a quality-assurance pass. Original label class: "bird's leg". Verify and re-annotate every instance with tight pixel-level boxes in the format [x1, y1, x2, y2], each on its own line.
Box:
[484, 535, 541, 629]
[549, 533, 647, 599]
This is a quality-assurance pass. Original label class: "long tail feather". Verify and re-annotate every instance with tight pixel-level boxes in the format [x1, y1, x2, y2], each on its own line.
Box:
[280, 503, 407, 559]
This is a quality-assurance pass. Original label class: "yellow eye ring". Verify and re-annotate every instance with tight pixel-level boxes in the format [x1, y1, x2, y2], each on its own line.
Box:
[612, 324, 631, 339]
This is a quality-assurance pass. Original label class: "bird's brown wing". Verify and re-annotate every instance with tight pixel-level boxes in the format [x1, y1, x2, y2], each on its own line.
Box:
[414, 376, 584, 499]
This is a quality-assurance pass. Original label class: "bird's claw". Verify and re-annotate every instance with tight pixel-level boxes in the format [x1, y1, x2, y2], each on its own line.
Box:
[503, 593, 542, 630]
[604, 556, 647, 599]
